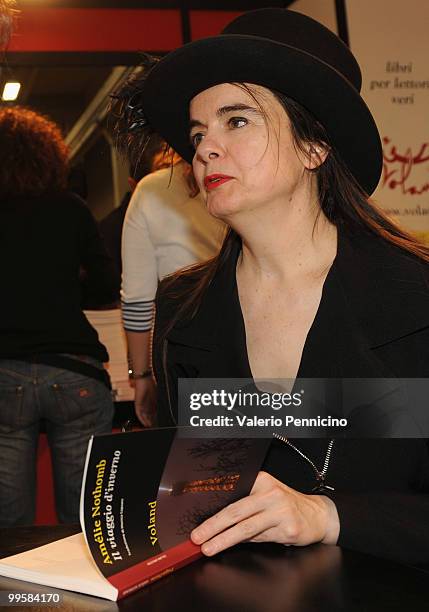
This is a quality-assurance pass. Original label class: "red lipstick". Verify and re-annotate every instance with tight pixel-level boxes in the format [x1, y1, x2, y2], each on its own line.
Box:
[204, 174, 233, 190]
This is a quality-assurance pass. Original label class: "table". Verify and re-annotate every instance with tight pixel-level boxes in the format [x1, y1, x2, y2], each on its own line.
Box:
[0, 525, 428, 611]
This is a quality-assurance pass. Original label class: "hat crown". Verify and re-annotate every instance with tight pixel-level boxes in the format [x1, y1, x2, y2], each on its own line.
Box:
[139, 8, 382, 194]
[222, 8, 362, 92]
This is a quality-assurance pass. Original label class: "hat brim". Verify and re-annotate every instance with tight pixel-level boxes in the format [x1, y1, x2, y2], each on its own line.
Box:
[143, 35, 382, 195]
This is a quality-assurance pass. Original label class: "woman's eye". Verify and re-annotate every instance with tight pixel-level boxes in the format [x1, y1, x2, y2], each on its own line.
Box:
[228, 117, 247, 129]
[190, 132, 204, 148]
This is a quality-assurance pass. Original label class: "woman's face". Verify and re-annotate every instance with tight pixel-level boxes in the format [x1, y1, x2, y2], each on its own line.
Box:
[189, 83, 313, 220]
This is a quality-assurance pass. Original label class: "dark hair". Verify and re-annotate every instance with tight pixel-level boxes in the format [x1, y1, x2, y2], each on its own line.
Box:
[273, 90, 429, 259]
[0, 0, 16, 51]
[157, 83, 429, 342]
[0, 106, 69, 199]
[110, 54, 199, 197]
[129, 132, 167, 180]
[110, 54, 168, 180]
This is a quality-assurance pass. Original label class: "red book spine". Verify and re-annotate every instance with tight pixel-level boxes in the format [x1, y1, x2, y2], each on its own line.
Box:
[108, 540, 203, 600]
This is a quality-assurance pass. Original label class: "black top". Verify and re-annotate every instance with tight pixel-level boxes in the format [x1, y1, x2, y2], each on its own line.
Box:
[153, 224, 429, 567]
[0, 191, 120, 362]
[99, 191, 131, 282]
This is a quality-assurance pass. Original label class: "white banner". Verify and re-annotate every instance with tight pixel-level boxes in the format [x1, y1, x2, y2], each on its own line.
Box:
[347, 0, 429, 242]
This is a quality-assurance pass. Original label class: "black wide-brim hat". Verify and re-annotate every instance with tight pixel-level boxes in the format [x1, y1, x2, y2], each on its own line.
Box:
[141, 9, 382, 195]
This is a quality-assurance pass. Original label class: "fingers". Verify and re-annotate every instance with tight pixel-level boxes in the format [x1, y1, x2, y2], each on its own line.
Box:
[135, 404, 156, 427]
[191, 472, 279, 547]
[133, 378, 157, 426]
[196, 513, 273, 556]
[191, 486, 269, 549]
[142, 410, 156, 427]
[135, 408, 147, 426]
[190, 471, 332, 555]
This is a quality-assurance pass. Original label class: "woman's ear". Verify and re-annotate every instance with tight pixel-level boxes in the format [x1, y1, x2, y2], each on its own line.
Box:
[303, 142, 329, 170]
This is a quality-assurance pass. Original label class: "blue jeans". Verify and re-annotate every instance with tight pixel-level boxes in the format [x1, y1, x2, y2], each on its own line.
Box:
[0, 358, 114, 526]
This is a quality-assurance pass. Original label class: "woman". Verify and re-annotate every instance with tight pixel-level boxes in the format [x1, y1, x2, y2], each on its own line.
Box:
[0, 107, 119, 526]
[117, 9, 429, 566]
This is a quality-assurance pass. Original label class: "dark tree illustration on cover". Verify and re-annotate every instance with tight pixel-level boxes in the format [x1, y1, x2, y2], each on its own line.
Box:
[156, 437, 263, 548]
[187, 439, 253, 475]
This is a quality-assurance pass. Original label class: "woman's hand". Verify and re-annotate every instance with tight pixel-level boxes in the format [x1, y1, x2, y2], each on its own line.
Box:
[133, 376, 157, 427]
[190, 471, 340, 556]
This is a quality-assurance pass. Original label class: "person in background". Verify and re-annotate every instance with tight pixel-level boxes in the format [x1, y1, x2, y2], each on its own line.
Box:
[0, 106, 119, 526]
[121, 153, 224, 427]
[83, 148, 162, 417]
[98, 135, 167, 286]
[82, 139, 171, 421]
[112, 78, 225, 426]
[117, 9, 429, 567]
[67, 163, 89, 202]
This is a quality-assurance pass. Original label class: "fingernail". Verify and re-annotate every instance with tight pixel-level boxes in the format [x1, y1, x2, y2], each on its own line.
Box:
[202, 543, 215, 555]
[191, 529, 201, 543]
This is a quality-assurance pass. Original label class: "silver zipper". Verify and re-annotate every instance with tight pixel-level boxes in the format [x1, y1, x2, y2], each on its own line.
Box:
[161, 340, 335, 491]
[273, 434, 335, 493]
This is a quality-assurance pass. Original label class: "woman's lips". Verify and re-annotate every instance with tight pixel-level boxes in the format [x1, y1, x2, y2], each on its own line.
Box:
[204, 174, 233, 190]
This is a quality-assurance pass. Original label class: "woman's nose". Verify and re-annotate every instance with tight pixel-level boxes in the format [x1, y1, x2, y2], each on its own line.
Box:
[195, 135, 224, 164]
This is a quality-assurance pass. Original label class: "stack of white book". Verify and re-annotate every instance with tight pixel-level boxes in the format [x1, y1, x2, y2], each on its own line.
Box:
[85, 309, 134, 402]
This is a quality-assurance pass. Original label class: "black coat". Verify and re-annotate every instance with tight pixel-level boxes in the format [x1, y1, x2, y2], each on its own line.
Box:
[153, 225, 429, 567]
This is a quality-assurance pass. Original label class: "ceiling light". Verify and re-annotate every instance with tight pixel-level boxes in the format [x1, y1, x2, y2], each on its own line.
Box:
[2, 82, 21, 101]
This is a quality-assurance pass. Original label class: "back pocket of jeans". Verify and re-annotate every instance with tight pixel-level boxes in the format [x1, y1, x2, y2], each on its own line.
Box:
[51, 379, 112, 433]
[0, 386, 25, 434]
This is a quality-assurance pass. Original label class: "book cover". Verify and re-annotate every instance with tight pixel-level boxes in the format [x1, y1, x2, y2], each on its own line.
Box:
[0, 429, 269, 601]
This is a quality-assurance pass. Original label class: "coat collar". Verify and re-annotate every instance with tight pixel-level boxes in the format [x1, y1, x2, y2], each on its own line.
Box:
[166, 225, 429, 353]
[334, 225, 429, 348]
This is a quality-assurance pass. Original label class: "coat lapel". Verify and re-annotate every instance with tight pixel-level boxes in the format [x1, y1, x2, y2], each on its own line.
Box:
[334, 226, 429, 349]
[164, 237, 250, 378]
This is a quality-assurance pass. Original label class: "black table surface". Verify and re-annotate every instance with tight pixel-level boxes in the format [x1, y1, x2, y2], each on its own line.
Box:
[0, 525, 428, 612]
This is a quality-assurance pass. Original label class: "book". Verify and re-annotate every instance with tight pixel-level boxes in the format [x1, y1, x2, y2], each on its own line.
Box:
[0, 429, 269, 601]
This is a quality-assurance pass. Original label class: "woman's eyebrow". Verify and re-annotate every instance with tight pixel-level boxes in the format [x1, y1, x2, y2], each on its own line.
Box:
[189, 103, 261, 131]
[217, 103, 260, 117]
